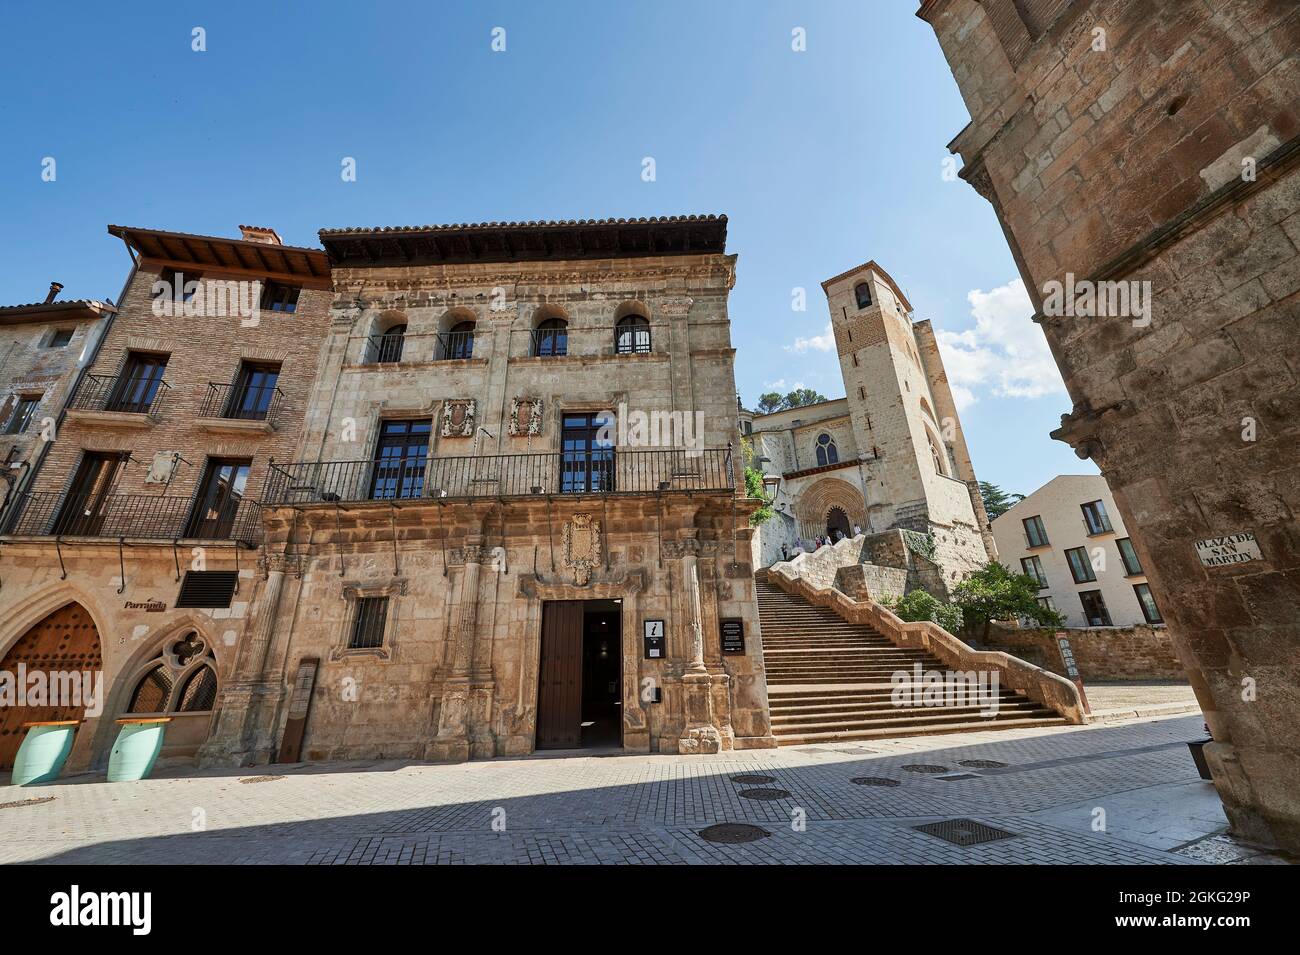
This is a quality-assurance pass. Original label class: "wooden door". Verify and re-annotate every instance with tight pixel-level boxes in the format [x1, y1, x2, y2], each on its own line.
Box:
[536, 601, 583, 749]
[0, 603, 102, 769]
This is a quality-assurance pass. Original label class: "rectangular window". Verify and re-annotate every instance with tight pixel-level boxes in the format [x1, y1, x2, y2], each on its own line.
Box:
[227, 362, 281, 420]
[1116, 537, 1143, 576]
[53, 451, 128, 535]
[108, 352, 169, 414]
[186, 458, 252, 538]
[1081, 499, 1113, 535]
[1078, 590, 1112, 627]
[1020, 555, 1048, 589]
[1023, 515, 1049, 548]
[48, 328, 74, 348]
[5, 396, 40, 434]
[349, 597, 389, 649]
[1134, 583, 1163, 624]
[260, 281, 300, 313]
[1065, 546, 1096, 583]
[560, 413, 615, 494]
[370, 419, 431, 500]
[1036, 596, 1056, 613]
[156, 267, 202, 302]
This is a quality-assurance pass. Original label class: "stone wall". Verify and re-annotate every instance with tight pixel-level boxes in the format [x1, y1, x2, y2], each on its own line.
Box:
[919, 0, 1300, 850]
[987, 622, 1186, 681]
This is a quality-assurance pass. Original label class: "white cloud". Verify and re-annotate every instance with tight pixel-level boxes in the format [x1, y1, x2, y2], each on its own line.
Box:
[764, 379, 805, 392]
[935, 278, 1066, 410]
[785, 322, 835, 353]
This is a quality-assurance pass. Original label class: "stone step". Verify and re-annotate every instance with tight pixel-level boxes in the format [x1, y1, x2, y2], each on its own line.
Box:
[770, 700, 1048, 725]
[771, 715, 1070, 745]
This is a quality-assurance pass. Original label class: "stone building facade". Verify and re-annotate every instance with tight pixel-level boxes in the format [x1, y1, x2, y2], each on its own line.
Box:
[0, 224, 333, 772]
[749, 260, 995, 586]
[0, 289, 115, 510]
[918, 0, 1300, 849]
[202, 216, 774, 765]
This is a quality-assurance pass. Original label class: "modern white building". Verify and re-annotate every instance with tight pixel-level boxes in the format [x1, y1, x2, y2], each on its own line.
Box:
[991, 474, 1165, 629]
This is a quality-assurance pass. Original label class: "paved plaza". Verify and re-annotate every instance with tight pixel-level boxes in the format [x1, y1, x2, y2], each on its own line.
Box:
[0, 713, 1287, 865]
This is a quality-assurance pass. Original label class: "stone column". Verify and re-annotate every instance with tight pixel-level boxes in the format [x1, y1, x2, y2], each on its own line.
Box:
[199, 552, 297, 766]
[428, 539, 485, 761]
[676, 544, 722, 754]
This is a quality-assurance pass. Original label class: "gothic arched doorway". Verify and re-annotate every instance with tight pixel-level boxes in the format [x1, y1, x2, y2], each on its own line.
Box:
[0, 602, 102, 769]
[826, 506, 851, 540]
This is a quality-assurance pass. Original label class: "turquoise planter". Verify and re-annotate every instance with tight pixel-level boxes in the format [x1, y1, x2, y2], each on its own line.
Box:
[107, 720, 168, 782]
[11, 722, 79, 786]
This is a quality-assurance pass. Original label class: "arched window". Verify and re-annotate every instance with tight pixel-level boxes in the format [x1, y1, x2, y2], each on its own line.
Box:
[375, 323, 406, 363]
[533, 318, 567, 357]
[615, 315, 651, 355]
[124, 632, 219, 715]
[928, 435, 947, 476]
[815, 432, 839, 467]
[444, 320, 475, 360]
[854, 282, 872, 309]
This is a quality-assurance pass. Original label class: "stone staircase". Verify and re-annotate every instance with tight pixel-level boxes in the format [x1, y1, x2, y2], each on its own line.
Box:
[756, 576, 1070, 744]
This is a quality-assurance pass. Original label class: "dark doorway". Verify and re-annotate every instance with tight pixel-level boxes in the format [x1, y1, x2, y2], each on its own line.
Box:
[186, 458, 252, 538]
[580, 601, 622, 748]
[536, 599, 622, 750]
[53, 451, 128, 535]
[826, 506, 851, 540]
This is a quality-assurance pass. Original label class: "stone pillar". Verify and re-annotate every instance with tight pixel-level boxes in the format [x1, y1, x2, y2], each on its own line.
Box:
[428, 540, 485, 761]
[677, 549, 722, 754]
[199, 553, 296, 766]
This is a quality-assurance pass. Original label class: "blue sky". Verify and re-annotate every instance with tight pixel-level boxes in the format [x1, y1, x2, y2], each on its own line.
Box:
[0, 0, 1094, 495]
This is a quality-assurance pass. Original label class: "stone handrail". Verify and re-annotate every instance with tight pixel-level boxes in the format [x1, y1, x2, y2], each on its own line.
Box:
[765, 560, 1087, 724]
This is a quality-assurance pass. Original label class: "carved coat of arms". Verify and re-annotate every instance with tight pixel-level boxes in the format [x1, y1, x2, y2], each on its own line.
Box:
[442, 399, 476, 437]
[508, 396, 544, 436]
[562, 513, 602, 585]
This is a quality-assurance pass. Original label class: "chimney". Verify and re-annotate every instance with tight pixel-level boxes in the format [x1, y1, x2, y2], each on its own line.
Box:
[239, 225, 283, 246]
[44, 282, 63, 304]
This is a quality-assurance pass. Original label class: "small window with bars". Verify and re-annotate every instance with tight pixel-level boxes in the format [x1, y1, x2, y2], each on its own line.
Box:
[349, 596, 389, 650]
[175, 570, 239, 608]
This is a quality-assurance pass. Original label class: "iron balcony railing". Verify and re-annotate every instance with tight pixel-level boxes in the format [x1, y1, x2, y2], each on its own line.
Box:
[4, 491, 262, 543]
[198, 381, 285, 425]
[69, 373, 171, 416]
[262, 447, 735, 506]
[359, 331, 476, 365]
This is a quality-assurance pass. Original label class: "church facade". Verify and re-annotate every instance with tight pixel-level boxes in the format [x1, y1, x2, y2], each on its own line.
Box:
[748, 260, 995, 587]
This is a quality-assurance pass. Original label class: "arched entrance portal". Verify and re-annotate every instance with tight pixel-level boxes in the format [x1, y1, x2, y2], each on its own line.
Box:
[826, 506, 851, 541]
[0, 602, 102, 769]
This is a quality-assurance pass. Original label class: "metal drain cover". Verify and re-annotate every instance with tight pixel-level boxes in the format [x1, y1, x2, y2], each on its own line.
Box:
[851, 777, 901, 787]
[913, 818, 1017, 847]
[738, 788, 792, 801]
[902, 764, 950, 774]
[730, 774, 777, 785]
[959, 759, 1008, 769]
[238, 775, 286, 785]
[698, 823, 771, 844]
[0, 796, 56, 810]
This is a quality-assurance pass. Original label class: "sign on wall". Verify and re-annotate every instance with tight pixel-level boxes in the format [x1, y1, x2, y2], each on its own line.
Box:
[720, 618, 745, 654]
[643, 619, 665, 659]
[1195, 532, 1262, 568]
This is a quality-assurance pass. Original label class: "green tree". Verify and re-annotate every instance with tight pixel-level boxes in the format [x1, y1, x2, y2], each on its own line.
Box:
[979, 481, 1025, 520]
[756, 392, 785, 415]
[952, 560, 1065, 643]
[743, 465, 774, 525]
[783, 388, 827, 409]
[885, 589, 963, 634]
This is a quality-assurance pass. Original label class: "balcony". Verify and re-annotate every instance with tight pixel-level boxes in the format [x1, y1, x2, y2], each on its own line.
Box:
[262, 448, 735, 506]
[359, 331, 476, 365]
[4, 492, 261, 543]
[66, 373, 170, 426]
[196, 381, 285, 434]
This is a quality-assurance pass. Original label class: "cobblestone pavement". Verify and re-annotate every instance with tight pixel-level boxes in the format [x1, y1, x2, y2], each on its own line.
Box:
[0, 714, 1286, 865]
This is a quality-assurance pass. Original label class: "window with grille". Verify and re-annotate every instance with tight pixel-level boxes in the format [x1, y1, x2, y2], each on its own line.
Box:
[349, 597, 389, 649]
[175, 570, 239, 608]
